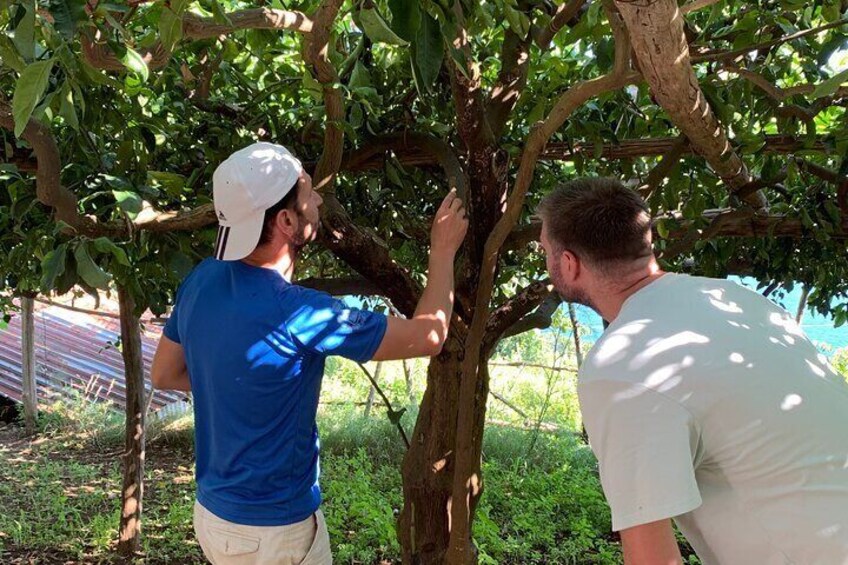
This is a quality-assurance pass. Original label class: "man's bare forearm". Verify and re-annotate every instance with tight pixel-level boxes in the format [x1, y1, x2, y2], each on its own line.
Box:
[412, 251, 456, 346]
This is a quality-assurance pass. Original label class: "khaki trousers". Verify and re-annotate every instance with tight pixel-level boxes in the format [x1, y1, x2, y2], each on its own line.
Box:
[194, 501, 332, 565]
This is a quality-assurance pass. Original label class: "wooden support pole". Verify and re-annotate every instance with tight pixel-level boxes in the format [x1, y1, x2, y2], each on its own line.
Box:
[20, 296, 38, 433]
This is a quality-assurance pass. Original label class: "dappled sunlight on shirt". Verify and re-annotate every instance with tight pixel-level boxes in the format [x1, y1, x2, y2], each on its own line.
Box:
[577, 273, 848, 564]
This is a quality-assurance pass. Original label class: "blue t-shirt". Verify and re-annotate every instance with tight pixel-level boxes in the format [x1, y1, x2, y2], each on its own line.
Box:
[163, 258, 387, 526]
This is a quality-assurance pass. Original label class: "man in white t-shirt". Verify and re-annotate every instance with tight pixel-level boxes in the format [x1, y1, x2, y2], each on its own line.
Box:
[536, 178, 848, 564]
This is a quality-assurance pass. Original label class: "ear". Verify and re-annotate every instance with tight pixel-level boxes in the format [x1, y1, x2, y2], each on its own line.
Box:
[559, 249, 581, 283]
[273, 208, 298, 239]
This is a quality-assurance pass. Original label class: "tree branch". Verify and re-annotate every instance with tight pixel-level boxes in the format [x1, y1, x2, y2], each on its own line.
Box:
[506, 204, 848, 253]
[182, 9, 313, 38]
[337, 132, 467, 198]
[793, 157, 847, 186]
[332, 133, 829, 172]
[692, 18, 848, 64]
[487, 28, 532, 137]
[447, 4, 496, 151]
[722, 63, 848, 124]
[303, 0, 345, 194]
[483, 280, 555, 354]
[615, 0, 766, 208]
[82, 8, 313, 71]
[542, 133, 825, 160]
[0, 100, 117, 237]
[490, 0, 590, 136]
[637, 133, 688, 200]
[680, 0, 720, 15]
[502, 293, 562, 338]
[534, 0, 588, 48]
[133, 203, 217, 232]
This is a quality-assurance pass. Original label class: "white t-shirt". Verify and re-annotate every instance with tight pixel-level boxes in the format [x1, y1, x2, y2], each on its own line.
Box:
[578, 273, 848, 565]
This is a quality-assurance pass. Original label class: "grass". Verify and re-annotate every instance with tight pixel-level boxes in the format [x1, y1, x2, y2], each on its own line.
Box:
[0, 401, 621, 564]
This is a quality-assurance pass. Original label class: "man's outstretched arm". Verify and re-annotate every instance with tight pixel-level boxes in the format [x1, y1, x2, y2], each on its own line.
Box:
[372, 190, 468, 361]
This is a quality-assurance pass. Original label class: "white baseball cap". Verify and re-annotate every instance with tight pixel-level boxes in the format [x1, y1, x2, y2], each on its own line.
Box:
[212, 142, 303, 261]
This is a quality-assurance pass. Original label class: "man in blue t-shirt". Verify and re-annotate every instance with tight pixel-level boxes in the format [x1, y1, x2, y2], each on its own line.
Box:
[151, 142, 468, 564]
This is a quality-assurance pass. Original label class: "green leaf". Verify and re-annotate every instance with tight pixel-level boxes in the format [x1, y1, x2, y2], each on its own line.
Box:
[349, 60, 372, 89]
[168, 251, 194, 279]
[115, 43, 149, 82]
[822, 0, 841, 22]
[811, 68, 848, 99]
[53, 220, 73, 235]
[386, 158, 404, 187]
[359, 6, 408, 46]
[504, 6, 530, 38]
[13, 2, 35, 61]
[147, 170, 186, 197]
[349, 102, 364, 128]
[388, 0, 420, 42]
[656, 219, 670, 239]
[59, 81, 78, 130]
[80, 59, 120, 86]
[585, 1, 601, 29]
[12, 59, 54, 137]
[413, 14, 444, 92]
[159, 9, 183, 51]
[0, 34, 26, 72]
[159, 0, 188, 52]
[40, 243, 67, 290]
[71, 79, 85, 115]
[93, 237, 130, 266]
[75, 242, 112, 290]
[48, 0, 87, 40]
[800, 208, 814, 229]
[351, 85, 379, 100]
[741, 135, 766, 155]
[825, 201, 841, 225]
[302, 70, 323, 101]
[112, 190, 143, 218]
[447, 45, 470, 79]
[53, 251, 78, 295]
[527, 98, 546, 124]
[208, 0, 232, 25]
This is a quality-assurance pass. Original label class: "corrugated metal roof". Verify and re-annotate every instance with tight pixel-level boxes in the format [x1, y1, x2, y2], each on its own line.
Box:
[0, 301, 188, 413]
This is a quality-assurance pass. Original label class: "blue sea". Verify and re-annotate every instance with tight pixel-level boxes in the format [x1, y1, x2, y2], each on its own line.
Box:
[571, 276, 847, 351]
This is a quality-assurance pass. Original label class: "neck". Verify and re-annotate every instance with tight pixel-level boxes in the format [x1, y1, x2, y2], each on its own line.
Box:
[241, 242, 298, 281]
[592, 258, 665, 323]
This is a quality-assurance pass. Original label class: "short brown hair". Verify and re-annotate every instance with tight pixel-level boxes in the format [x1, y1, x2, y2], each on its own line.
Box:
[536, 178, 652, 266]
[257, 181, 301, 246]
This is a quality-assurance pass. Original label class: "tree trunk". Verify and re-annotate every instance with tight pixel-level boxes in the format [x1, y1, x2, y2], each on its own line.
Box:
[364, 362, 382, 417]
[398, 344, 489, 564]
[20, 296, 38, 433]
[364, 385, 376, 417]
[116, 286, 146, 557]
[569, 303, 590, 443]
[402, 359, 416, 406]
[795, 285, 809, 323]
[567, 303, 584, 367]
